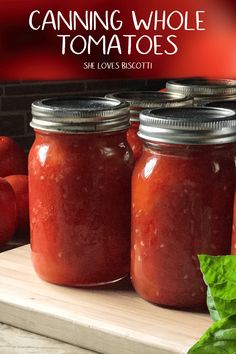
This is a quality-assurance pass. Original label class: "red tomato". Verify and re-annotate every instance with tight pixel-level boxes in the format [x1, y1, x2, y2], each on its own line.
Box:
[4, 175, 29, 233]
[0, 178, 17, 245]
[0, 136, 27, 177]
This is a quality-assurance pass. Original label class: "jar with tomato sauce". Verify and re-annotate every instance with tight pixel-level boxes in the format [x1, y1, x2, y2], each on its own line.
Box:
[206, 100, 236, 255]
[106, 92, 192, 161]
[232, 197, 236, 254]
[29, 97, 133, 286]
[166, 78, 236, 104]
[131, 107, 236, 308]
[203, 97, 236, 111]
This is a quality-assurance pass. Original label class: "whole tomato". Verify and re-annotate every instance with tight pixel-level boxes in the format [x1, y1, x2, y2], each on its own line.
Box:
[0, 136, 27, 177]
[0, 177, 16, 245]
[4, 175, 29, 233]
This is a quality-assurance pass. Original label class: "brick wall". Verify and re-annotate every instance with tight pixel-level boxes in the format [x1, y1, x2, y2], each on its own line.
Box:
[0, 79, 166, 151]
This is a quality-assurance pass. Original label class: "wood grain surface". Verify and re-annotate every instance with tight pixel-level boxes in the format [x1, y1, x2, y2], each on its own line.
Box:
[0, 323, 96, 354]
[0, 246, 212, 354]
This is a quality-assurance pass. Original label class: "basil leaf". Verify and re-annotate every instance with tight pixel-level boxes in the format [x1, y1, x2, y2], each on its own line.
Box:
[207, 287, 221, 322]
[188, 315, 236, 353]
[198, 255, 236, 321]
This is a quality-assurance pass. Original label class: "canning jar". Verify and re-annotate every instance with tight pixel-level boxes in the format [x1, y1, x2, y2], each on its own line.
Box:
[166, 78, 236, 104]
[202, 99, 236, 256]
[106, 91, 192, 161]
[29, 97, 133, 286]
[131, 107, 236, 308]
[232, 201, 236, 254]
[203, 97, 236, 111]
[207, 100, 236, 255]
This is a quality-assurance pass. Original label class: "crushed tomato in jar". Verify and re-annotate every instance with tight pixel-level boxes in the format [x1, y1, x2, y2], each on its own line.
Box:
[131, 107, 236, 309]
[202, 98, 236, 256]
[106, 91, 192, 161]
[29, 97, 133, 286]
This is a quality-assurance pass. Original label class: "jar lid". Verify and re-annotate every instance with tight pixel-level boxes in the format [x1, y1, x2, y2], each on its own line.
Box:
[166, 78, 236, 98]
[31, 97, 130, 133]
[139, 107, 236, 145]
[106, 91, 192, 122]
[203, 98, 236, 110]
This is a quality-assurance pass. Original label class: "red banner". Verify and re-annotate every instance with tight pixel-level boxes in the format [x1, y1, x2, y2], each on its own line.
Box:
[0, 0, 236, 80]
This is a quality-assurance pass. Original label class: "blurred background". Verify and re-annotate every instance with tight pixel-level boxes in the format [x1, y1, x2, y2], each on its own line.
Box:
[0, 78, 165, 152]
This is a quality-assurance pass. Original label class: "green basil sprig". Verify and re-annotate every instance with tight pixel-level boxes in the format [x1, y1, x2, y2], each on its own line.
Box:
[187, 255, 236, 353]
[188, 315, 236, 353]
[199, 255, 236, 321]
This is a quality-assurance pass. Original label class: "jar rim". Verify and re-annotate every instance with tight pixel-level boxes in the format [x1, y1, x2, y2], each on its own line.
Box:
[31, 96, 130, 133]
[138, 107, 236, 145]
[202, 97, 236, 111]
[166, 78, 236, 98]
[106, 91, 193, 122]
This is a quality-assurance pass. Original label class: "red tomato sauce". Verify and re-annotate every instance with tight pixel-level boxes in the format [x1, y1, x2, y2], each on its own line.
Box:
[231, 196, 236, 254]
[127, 121, 142, 162]
[29, 131, 133, 286]
[131, 143, 235, 308]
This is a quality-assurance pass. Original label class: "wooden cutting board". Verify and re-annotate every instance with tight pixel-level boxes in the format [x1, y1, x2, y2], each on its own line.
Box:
[0, 245, 212, 354]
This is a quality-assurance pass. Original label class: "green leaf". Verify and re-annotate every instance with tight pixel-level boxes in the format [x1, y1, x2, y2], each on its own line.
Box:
[188, 315, 236, 353]
[198, 255, 236, 321]
[207, 287, 221, 322]
[188, 256, 236, 353]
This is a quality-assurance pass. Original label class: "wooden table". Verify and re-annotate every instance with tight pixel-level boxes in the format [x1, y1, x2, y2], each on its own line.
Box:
[0, 239, 97, 354]
[0, 323, 97, 354]
[0, 245, 212, 354]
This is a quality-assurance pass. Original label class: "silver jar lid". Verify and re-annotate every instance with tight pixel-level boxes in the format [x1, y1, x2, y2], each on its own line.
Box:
[166, 78, 236, 100]
[106, 91, 193, 122]
[31, 97, 130, 133]
[203, 98, 236, 111]
[139, 107, 236, 145]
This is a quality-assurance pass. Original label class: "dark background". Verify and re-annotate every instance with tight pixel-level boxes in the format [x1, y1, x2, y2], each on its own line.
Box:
[0, 79, 165, 151]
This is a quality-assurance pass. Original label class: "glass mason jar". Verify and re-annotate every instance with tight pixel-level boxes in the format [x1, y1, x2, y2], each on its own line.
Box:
[202, 99, 236, 256]
[106, 91, 192, 161]
[203, 97, 236, 111]
[131, 107, 236, 309]
[206, 99, 236, 255]
[29, 97, 133, 286]
[166, 78, 236, 104]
